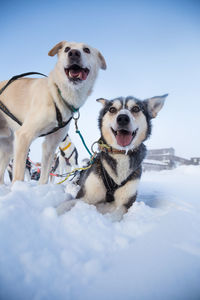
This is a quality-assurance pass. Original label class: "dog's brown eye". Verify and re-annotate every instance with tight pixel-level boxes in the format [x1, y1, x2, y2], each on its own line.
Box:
[109, 107, 117, 114]
[83, 47, 90, 54]
[131, 106, 140, 113]
[64, 47, 71, 53]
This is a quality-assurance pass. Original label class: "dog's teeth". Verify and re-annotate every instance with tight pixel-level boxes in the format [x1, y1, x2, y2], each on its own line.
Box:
[68, 71, 81, 79]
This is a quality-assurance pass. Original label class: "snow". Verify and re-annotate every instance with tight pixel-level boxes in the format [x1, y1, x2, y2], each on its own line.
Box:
[0, 166, 200, 300]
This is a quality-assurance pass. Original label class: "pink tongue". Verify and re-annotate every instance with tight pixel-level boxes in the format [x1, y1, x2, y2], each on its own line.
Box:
[81, 70, 88, 80]
[116, 131, 132, 147]
[70, 70, 87, 80]
[70, 70, 80, 78]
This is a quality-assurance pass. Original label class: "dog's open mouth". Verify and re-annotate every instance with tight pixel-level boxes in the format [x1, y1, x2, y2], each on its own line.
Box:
[111, 128, 138, 147]
[65, 64, 90, 82]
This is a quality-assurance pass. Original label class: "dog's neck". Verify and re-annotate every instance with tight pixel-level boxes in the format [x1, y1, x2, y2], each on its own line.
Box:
[98, 139, 140, 155]
[48, 69, 95, 114]
[98, 140, 146, 186]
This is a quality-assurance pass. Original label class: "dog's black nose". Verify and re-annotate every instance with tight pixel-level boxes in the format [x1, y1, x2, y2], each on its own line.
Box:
[68, 49, 81, 59]
[117, 114, 130, 126]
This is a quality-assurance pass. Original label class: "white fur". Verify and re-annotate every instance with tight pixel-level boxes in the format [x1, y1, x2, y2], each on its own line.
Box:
[114, 179, 139, 207]
[0, 41, 106, 184]
[102, 154, 132, 185]
[102, 98, 148, 151]
[83, 172, 106, 205]
[50, 135, 78, 182]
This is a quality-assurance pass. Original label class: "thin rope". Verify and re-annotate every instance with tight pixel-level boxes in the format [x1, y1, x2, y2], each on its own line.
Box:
[76, 130, 92, 157]
[57, 164, 92, 184]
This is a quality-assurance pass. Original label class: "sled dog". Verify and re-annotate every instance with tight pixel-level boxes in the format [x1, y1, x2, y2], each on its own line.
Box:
[0, 41, 106, 184]
[50, 134, 78, 182]
[7, 157, 32, 182]
[57, 94, 167, 220]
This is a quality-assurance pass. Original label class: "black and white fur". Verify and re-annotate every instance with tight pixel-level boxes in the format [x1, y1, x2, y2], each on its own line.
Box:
[57, 94, 167, 220]
[7, 158, 32, 182]
[50, 134, 78, 181]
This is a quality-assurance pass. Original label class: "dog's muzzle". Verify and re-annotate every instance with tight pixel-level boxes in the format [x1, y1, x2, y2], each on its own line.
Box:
[65, 49, 90, 83]
[111, 114, 138, 147]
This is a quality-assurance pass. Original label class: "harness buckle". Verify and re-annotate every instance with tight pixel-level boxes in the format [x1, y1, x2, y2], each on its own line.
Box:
[72, 110, 80, 131]
[91, 140, 100, 154]
[72, 109, 80, 121]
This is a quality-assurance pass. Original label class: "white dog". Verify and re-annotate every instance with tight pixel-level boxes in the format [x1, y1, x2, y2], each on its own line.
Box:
[0, 41, 106, 184]
[50, 134, 78, 182]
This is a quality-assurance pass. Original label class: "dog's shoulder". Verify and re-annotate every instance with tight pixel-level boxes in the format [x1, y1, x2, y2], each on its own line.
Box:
[76, 153, 106, 202]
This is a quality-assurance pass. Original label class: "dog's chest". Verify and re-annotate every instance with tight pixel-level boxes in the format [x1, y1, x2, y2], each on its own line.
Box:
[103, 154, 132, 186]
[59, 82, 90, 109]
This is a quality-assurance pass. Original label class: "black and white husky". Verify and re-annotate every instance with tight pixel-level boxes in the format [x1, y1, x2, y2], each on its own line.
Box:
[7, 157, 32, 182]
[57, 94, 167, 220]
[50, 134, 78, 181]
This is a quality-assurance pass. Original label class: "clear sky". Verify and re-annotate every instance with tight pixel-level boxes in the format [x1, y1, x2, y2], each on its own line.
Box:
[0, 0, 200, 161]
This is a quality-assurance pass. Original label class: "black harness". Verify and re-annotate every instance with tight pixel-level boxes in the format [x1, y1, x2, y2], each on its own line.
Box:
[0, 72, 73, 137]
[100, 161, 141, 203]
[51, 156, 60, 173]
[51, 145, 77, 173]
[60, 147, 76, 164]
[40, 105, 72, 137]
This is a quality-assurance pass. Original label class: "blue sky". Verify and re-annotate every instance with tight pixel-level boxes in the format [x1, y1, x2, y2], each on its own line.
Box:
[1, 0, 200, 161]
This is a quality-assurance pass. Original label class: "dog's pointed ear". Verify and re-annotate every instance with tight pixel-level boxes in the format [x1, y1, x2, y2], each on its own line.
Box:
[96, 98, 108, 106]
[146, 94, 168, 118]
[48, 41, 65, 57]
[98, 52, 107, 70]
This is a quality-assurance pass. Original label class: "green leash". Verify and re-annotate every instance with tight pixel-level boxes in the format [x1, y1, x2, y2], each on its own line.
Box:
[73, 112, 93, 158]
[76, 129, 92, 157]
[57, 85, 93, 158]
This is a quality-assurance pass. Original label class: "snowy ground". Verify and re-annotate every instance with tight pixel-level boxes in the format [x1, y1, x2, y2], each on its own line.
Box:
[0, 166, 200, 300]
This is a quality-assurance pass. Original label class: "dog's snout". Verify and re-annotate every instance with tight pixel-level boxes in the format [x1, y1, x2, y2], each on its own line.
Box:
[117, 114, 130, 126]
[68, 49, 81, 59]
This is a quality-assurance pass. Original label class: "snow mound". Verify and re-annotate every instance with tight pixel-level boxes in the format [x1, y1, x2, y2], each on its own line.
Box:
[0, 166, 200, 300]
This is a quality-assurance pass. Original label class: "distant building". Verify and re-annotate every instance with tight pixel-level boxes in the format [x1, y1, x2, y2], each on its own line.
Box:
[142, 159, 170, 172]
[191, 157, 200, 165]
[147, 148, 175, 156]
[143, 148, 200, 171]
